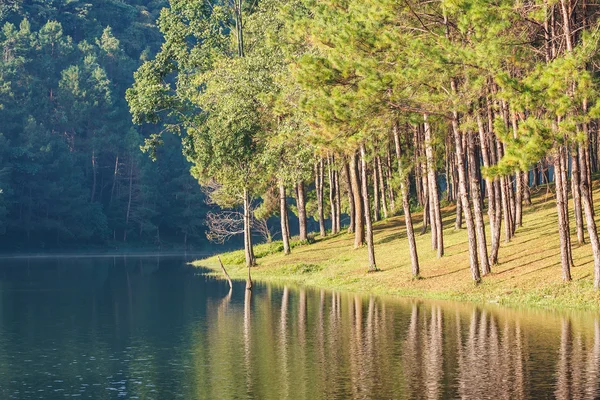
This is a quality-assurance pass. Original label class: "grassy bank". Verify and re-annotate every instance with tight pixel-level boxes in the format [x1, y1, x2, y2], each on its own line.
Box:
[193, 185, 600, 310]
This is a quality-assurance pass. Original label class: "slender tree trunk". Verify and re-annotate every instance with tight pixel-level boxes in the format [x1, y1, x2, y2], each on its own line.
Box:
[343, 160, 356, 233]
[454, 149, 463, 230]
[377, 156, 388, 219]
[422, 166, 431, 235]
[508, 174, 517, 234]
[360, 143, 377, 272]
[393, 122, 420, 277]
[455, 192, 463, 230]
[583, 141, 594, 213]
[296, 180, 307, 241]
[386, 150, 396, 212]
[523, 172, 532, 205]
[515, 171, 523, 227]
[279, 182, 291, 255]
[560, 144, 574, 267]
[445, 139, 452, 202]
[243, 187, 256, 289]
[486, 106, 504, 259]
[373, 159, 380, 222]
[415, 160, 424, 208]
[414, 126, 424, 206]
[450, 87, 481, 283]
[350, 152, 365, 248]
[423, 115, 444, 257]
[581, 114, 594, 213]
[571, 148, 585, 245]
[512, 110, 523, 229]
[316, 160, 326, 237]
[555, 146, 572, 282]
[477, 113, 501, 265]
[579, 143, 600, 289]
[467, 129, 490, 275]
[328, 155, 337, 234]
[334, 170, 341, 232]
[450, 142, 459, 203]
[495, 134, 513, 242]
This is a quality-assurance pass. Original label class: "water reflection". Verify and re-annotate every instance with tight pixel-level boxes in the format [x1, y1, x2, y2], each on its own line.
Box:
[555, 317, 600, 400]
[0, 257, 600, 399]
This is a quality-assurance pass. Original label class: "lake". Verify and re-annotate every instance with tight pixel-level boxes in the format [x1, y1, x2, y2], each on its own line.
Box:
[0, 256, 598, 399]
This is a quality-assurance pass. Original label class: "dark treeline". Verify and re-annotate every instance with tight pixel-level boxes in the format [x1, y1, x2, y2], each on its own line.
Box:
[0, 1, 210, 251]
[127, 0, 600, 289]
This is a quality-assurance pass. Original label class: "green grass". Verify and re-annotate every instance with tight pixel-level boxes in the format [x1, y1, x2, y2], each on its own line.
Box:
[194, 184, 600, 310]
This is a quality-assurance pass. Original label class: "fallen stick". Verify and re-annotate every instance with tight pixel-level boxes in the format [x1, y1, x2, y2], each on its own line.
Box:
[217, 256, 233, 290]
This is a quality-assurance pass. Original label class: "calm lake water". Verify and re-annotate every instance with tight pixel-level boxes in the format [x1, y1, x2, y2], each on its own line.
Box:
[0, 256, 598, 399]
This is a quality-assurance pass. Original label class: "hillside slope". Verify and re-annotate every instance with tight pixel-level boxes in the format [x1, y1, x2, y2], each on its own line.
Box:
[194, 185, 600, 310]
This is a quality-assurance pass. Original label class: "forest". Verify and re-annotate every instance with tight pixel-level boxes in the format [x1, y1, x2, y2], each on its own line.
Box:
[3, 0, 600, 292]
[0, 0, 210, 251]
[125, 0, 600, 290]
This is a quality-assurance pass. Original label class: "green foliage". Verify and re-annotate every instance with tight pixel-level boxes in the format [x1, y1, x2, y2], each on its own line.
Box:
[0, 2, 209, 250]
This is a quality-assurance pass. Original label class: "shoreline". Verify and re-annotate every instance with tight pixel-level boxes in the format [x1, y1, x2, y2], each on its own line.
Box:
[192, 188, 600, 311]
[193, 257, 600, 311]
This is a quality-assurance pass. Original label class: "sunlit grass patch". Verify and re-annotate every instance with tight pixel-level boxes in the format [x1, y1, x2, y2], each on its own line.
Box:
[196, 183, 600, 310]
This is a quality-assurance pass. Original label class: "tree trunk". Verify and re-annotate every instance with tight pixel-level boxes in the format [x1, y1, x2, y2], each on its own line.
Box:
[560, 144, 574, 267]
[454, 149, 463, 231]
[425, 157, 437, 247]
[422, 168, 431, 235]
[350, 152, 365, 248]
[515, 171, 523, 227]
[328, 155, 338, 234]
[393, 122, 420, 277]
[386, 150, 396, 212]
[423, 115, 444, 257]
[496, 136, 513, 242]
[555, 146, 572, 282]
[571, 148, 585, 245]
[360, 143, 377, 272]
[523, 172, 532, 205]
[372, 159, 380, 222]
[467, 129, 491, 275]
[316, 159, 326, 237]
[512, 110, 523, 229]
[450, 89, 481, 283]
[334, 170, 341, 233]
[508, 173, 517, 235]
[581, 116, 594, 213]
[579, 143, 600, 289]
[377, 156, 388, 219]
[455, 192, 463, 230]
[243, 188, 256, 271]
[583, 140, 594, 213]
[477, 113, 501, 265]
[296, 180, 307, 241]
[343, 160, 356, 234]
[279, 182, 291, 255]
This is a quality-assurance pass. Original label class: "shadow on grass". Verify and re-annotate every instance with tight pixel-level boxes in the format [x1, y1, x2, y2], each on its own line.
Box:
[426, 266, 470, 279]
[375, 232, 407, 245]
[499, 245, 558, 265]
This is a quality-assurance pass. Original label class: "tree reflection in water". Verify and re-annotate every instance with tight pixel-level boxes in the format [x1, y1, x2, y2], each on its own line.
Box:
[2, 258, 599, 400]
[204, 285, 600, 399]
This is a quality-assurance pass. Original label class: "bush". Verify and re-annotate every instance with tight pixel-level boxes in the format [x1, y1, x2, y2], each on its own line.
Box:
[254, 241, 284, 258]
